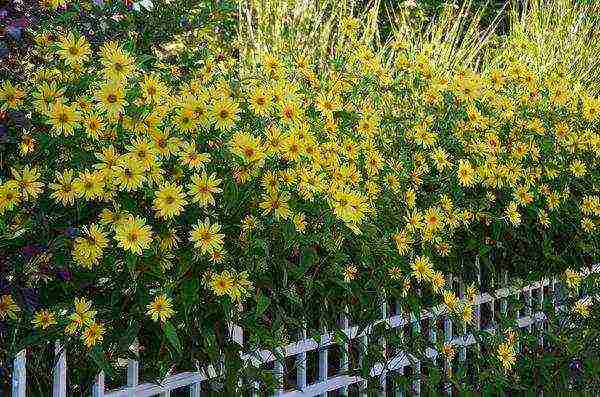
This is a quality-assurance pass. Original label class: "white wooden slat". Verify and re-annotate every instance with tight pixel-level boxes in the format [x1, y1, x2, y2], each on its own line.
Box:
[358, 334, 368, 397]
[127, 339, 139, 397]
[318, 332, 328, 397]
[296, 329, 307, 390]
[159, 390, 171, 397]
[412, 314, 421, 396]
[92, 371, 105, 397]
[53, 342, 67, 397]
[458, 280, 466, 364]
[340, 311, 349, 397]
[12, 349, 26, 397]
[379, 294, 387, 396]
[190, 382, 201, 397]
[274, 358, 284, 396]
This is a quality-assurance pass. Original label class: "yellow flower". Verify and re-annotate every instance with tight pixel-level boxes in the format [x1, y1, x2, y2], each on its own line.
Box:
[48, 101, 80, 136]
[457, 159, 476, 187]
[33, 309, 57, 330]
[249, 86, 271, 116]
[57, 32, 91, 66]
[443, 290, 459, 312]
[259, 190, 292, 220]
[82, 321, 105, 348]
[179, 142, 211, 170]
[431, 271, 445, 293]
[73, 224, 109, 268]
[96, 81, 126, 117]
[497, 342, 516, 371]
[393, 230, 412, 255]
[73, 170, 105, 200]
[188, 172, 222, 207]
[210, 96, 239, 131]
[112, 155, 146, 191]
[564, 268, 582, 290]
[229, 271, 253, 302]
[100, 43, 136, 82]
[573, 297, 592, 318]
[293, 212, 307, 233]
[411, 256, 434, 283]
[153, 182, 187, 219]
[343, 264, 358, 282]
[147, 294, 176, 322]
[190, 218, 225, 255]
[0, 295, 20, 320]
[0, 81, 26, 109]
[114, 216, 153, 254]
[67, 297, 97, 333]
[0, 180, 21, 214]
[210, 270, 234, 296]
[11, 166, 44, 201]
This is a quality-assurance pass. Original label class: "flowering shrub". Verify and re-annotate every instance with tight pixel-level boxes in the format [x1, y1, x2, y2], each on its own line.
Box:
[1, 0, 600, 394]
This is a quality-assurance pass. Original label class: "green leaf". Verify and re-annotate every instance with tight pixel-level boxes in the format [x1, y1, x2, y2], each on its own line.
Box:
[256, 294, 270, 317]
[163, 321, 182, 352]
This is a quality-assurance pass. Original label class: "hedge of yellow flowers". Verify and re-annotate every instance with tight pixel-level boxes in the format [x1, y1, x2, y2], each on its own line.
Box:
[1, 3, 600, 394]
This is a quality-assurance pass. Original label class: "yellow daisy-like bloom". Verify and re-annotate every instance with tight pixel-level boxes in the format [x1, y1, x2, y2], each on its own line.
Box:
[147, 294, 176, 322]
[457, 159, 476, 187]
[343, 264, 358, 282]
[178, 142, 211, 171]
[11, 166, 44, 201]
[564, 268, 582, 290]
[48, 101, 80, 136]
[249, 86, 271, 116]
[33, 309, 57, 330]
[259, 190, 292, 220]
[229, 132, 265, 164]
[72, 224, 109, 268]
[82, 112, 105, 139]
[190, 218, 225, 255]
[431, 271, 445, 293]
[411, 256, 434, 282]
[573, 297, 592, 318]
[82, 321, 105, 348]
[100, 44, 136, 82]
[0, 180, 21, 214]
[114, 216, 153, 255]
[0, 295, 20, 320]
[56, 32, 91, 66]
[0, 81, 26, 109]
[293, 212, 307, 233]
[112, 155, 146, 192]
[209, 270, 234, 296]
[229, 271, 253, 302]
[67, 297, 97, 334]
[210, 96, 239, 131]
[443, 290, 459, 312]
[73, 170, 105, 200]
[497, 342, 516, 371]
[188, 172, 222, 207]
[32, 81, 65, 114]
[153, 182, 187, 219]
[96, 81, 126, 117]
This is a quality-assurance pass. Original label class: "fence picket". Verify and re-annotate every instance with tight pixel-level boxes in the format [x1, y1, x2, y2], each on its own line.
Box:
[296, 329, 307, 390]
[274, 356, 284, 396]
[127, 339, 139, 397]
[12, 350, 26, 397]
[190, 382, 201, 397]
[92, 371, 105, 397]
[53, 342, 67, 397]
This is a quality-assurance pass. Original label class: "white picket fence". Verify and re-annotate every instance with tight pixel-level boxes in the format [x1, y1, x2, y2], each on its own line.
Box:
[9, 265, 596, 396]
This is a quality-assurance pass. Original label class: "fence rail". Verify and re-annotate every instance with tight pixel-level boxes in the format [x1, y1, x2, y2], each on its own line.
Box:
[9, 265, 598, 396]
